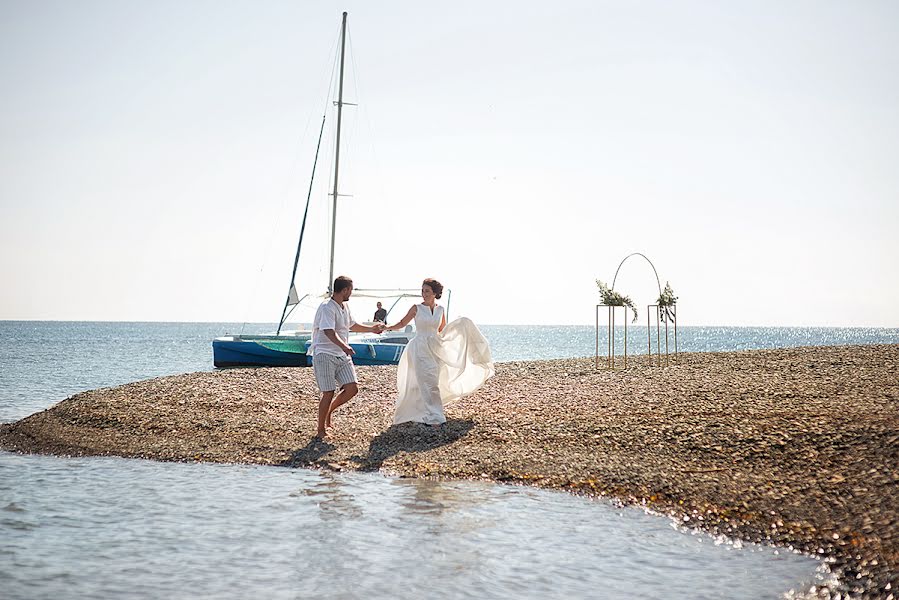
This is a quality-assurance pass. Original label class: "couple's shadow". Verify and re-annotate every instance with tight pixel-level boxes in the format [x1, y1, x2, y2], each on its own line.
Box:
[279, 418, 474, 471]
[280, 436, 336, 468]
[351, 418, 474, 472]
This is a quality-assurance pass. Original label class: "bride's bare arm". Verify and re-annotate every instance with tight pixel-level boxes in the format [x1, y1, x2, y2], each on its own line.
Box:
[438, 312, 446, 333]
[386, 305, 417, 331]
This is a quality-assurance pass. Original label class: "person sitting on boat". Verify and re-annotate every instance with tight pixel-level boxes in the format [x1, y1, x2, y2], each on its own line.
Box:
[373, 302, 387, 324]
[385, 278, 494, 427]
[311, 275, 385, 438]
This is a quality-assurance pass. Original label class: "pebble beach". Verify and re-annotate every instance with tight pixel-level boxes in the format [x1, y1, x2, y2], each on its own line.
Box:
[2, 344, 897, 598]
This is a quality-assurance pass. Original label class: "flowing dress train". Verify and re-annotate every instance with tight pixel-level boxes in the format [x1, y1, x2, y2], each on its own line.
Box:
[393, 304, 494, 425]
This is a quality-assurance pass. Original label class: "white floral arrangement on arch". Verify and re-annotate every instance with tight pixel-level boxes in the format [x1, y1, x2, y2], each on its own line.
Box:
[657, 282, 678, 323]
[596, 279, 638, 323]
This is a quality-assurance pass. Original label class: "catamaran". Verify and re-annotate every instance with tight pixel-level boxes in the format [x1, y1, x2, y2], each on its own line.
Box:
[212, 12, 427, 368]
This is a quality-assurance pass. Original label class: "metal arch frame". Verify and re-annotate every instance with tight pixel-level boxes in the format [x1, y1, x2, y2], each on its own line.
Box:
[611, 252, 662, 297]
[596, 252, 677, 370]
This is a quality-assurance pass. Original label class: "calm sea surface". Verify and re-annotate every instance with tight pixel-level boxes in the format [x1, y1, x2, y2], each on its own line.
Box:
[4, 321, 895, 598]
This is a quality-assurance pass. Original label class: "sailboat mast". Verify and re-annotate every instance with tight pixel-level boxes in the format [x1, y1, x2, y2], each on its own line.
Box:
[328, 11, 348, 294]
[275, 114, 327, 335]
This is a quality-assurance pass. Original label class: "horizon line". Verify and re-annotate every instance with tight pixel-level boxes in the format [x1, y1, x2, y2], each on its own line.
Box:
[0, 318, 897, 329]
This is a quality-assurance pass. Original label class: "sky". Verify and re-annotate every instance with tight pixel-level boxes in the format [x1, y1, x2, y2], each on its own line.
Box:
[1, 0, 897, 327]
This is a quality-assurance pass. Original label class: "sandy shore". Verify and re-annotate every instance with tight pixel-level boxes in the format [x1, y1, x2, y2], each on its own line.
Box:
[2, 344, 897, 598]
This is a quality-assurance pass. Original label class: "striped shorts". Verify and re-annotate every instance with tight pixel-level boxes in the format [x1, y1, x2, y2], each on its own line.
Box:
[312, 353, 357, 393]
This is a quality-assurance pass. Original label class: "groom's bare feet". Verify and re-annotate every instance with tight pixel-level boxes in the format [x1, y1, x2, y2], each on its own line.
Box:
[315, 429, 329, 440]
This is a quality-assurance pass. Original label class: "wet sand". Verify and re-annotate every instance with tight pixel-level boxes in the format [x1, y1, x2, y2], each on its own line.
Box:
[2, 344, 897, 598]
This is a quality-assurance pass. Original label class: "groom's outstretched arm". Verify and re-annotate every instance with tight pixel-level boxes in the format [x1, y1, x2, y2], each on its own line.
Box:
[350, 322, 385, 334]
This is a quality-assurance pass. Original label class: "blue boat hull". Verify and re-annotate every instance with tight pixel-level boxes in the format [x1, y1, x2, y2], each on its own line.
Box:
[302, 339, 406, 366]
[213, 338, 308, 368]
[347, 341, 406, 366]
[214, 336, 407, 368]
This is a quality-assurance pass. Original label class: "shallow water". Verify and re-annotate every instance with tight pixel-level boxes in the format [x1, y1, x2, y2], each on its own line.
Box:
[0, 452, 824, 599]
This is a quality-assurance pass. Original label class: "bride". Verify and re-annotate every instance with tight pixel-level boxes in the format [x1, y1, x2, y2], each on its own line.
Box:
[384, 278, 494, 425]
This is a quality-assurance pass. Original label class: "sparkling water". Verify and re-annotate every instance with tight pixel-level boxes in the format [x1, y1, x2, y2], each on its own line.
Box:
[1, 453, 826, 599]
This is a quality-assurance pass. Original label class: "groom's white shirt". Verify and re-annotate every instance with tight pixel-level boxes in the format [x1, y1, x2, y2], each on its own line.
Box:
[311, 298, 357, 357]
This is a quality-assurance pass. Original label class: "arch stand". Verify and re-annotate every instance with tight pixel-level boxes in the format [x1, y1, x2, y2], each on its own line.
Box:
[595, 252, 679, 370]
[595, 304, 629, 369]
[647, 304, 677, 366]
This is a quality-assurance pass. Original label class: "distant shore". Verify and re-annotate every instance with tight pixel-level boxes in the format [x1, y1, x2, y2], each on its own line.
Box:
[2, 344, 897, 598]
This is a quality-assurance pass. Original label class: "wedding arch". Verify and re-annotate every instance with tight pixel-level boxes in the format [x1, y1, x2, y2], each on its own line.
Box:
[595, 252, 678, 369]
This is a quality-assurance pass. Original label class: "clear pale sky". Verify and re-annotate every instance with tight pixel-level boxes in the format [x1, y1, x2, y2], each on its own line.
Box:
[1, 1, 897, 326]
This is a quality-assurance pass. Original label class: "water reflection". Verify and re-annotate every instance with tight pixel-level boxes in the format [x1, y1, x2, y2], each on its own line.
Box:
[299, 472, 364, 521]
[398, 478, 464, 515]
[1, 452, 824, 600]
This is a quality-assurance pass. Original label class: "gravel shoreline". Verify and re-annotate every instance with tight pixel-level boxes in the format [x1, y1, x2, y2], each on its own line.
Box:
[2, 344, 897, 598]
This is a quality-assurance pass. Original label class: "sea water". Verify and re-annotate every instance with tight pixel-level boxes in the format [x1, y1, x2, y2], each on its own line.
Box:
[4, 321, 893, 598]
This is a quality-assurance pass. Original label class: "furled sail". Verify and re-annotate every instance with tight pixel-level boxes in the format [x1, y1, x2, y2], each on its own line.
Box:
[287, 284, 300, 307]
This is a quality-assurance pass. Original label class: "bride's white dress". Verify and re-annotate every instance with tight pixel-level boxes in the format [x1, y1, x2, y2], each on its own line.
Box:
[393, 303, 494, 425]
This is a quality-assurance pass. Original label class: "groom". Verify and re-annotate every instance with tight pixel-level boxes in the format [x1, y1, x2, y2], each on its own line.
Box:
[311, 275, 385, 438]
